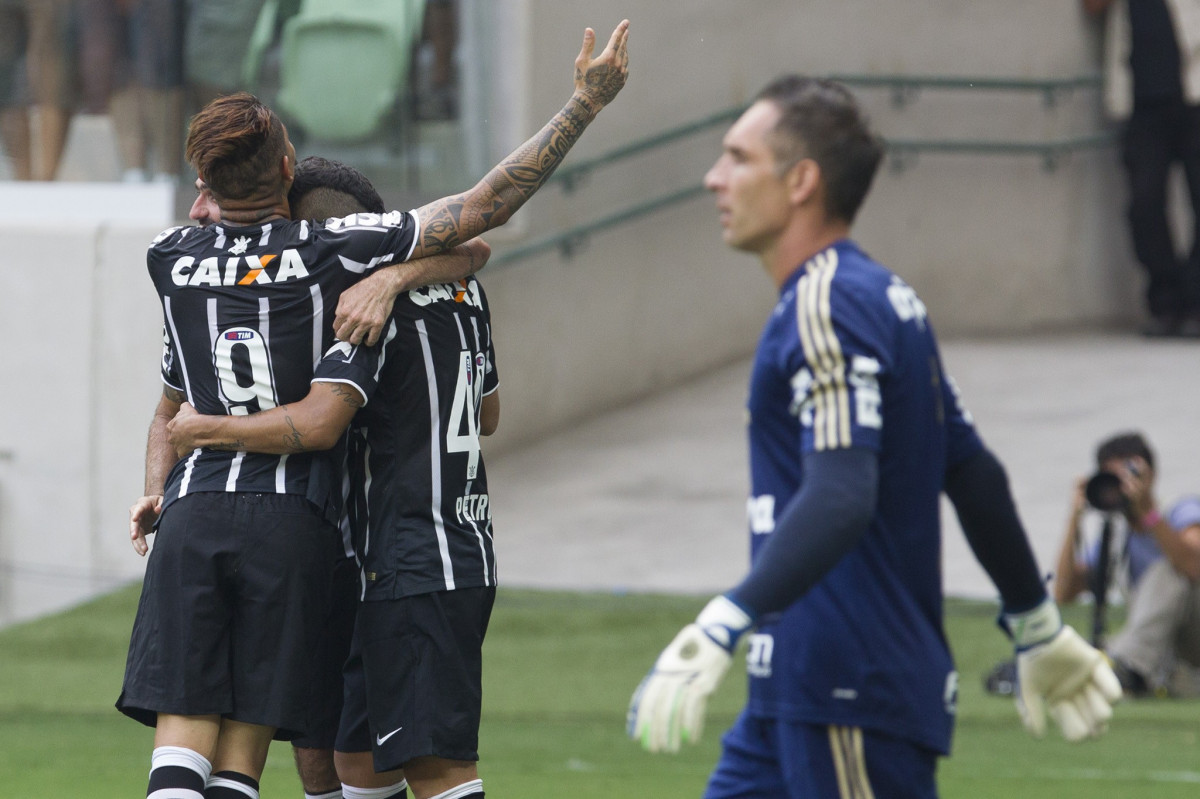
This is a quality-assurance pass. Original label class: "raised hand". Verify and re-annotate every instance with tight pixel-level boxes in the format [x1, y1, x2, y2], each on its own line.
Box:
[574, 19, 630, 111]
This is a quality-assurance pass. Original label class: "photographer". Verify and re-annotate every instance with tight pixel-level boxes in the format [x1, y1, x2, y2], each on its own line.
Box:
[1054, 431, 1200, 697]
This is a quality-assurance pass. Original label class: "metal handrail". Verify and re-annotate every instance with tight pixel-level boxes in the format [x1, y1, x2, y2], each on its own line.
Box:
[495, 131, 1116, 268]
[551, 73, 1105, 189]
[505, 74, 1112, 268]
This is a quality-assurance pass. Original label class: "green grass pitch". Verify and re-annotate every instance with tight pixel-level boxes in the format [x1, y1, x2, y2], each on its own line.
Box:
[1, 586, 1197, 796]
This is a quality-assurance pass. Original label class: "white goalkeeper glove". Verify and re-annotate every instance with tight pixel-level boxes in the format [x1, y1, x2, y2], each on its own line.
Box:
[1004, 599, 1122, 742]
[627, 595, 753, 753]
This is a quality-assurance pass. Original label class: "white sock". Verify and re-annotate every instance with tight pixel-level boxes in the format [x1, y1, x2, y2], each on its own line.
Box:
[146, 745, 212, 799]
[305, 790, 344, 799]
[341, 780, 408, 799]
[427, 780, 484, 799]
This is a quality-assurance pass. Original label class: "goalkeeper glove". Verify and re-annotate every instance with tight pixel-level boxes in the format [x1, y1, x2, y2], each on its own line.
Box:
[1004, 598, 1122, 742]
[627, 595, 753, 753]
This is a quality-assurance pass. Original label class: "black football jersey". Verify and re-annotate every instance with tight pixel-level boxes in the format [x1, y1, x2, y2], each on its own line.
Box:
[315, 277, 498, 598]
[150, 212, 419, 522]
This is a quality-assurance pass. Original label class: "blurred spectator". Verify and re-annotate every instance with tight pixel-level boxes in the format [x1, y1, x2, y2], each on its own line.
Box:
[77, 0, 185, 182]
[0, 0, 73, 181]
[1087, 0, 1200, 337]
[184, 0, 268, 111]
[417, 0, 458, 120]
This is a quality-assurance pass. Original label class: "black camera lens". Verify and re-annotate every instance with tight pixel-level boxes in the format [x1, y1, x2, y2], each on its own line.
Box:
[1085, 471, 1126, 513]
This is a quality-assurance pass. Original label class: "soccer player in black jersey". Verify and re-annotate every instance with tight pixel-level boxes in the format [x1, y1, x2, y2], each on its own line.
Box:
[184, 158, 446, 799]
[172, 159, 499, 799]
[122, 20, 628, 799]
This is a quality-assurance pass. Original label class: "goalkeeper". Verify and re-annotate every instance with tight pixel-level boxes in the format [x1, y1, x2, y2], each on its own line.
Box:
[627, 74, 1121, 798]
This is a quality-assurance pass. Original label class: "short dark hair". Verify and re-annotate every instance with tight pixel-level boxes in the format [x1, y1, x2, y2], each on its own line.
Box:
[1096, 431, 1155, 471]
[288, 156, 385, 218]
[754, 75, 884, 224]
[185, 92, 288, 201]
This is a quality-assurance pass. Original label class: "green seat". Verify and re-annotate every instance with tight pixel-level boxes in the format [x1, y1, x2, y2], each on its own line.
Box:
[274, 0, 426, 141]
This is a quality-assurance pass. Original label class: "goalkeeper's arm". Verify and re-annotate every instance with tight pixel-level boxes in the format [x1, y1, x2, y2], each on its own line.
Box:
[945, 446, 1122, 741]
[628, 448, 877, 753]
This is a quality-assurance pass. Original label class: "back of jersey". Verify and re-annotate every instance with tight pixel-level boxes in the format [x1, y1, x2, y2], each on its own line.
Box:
[150, 213, 417, 521]
[345, 277, 498, 600]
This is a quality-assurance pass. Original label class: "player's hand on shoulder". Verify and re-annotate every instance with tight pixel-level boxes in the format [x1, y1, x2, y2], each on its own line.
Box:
[129, 495, 163, 557]
[334, 272, 398, 347]
[573, 19, 630, 111]
[627, 595, 751, 753]
[1004, 599, 1122, 742]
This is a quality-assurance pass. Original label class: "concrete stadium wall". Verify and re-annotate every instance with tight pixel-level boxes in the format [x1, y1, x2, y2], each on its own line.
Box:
[0, 1, 1143, 625]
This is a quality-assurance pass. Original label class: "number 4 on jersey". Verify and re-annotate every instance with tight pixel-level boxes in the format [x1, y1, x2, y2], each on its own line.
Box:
[447, 350, 486, 479]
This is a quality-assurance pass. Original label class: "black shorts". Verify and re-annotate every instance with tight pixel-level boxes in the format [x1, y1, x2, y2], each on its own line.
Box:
[336, 586, 496, 771]
[291, 555, 360, 750]
[116, 492, 340, 739]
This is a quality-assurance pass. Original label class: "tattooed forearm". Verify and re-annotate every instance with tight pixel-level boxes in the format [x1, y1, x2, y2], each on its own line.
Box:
[207, 440, 248, 452]
[280, 408, 308, 453]
[418, 96, 597, 253]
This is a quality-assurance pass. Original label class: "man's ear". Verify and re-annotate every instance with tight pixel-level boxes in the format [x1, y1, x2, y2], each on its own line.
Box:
[787, 158, 821, 207]
[282, 153, 295, 184]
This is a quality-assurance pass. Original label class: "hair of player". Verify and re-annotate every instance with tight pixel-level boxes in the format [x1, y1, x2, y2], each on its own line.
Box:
[754, 75, 884, 224]
[1095, 431, 1155, 471]
[185, 92, 288, 202]
[288, 156, 385, 218]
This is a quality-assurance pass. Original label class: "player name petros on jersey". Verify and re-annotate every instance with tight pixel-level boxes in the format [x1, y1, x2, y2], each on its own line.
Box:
[456, 492, 490, 525]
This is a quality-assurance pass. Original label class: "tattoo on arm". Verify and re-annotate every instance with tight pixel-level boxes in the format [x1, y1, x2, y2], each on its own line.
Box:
[207, 440, 248, 452]
[164, 386, 187, 403]
[281, 410, 306, 453]
[419, 96, 597, 253]
[328, 383, 366, 408]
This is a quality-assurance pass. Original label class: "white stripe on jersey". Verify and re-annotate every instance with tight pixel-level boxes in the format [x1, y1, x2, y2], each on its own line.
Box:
[416, 319, 457, 591]
[163, 297, 195, 403]
[339, 445, 355, 559]
[259, 222, 272, 248]
[179, 448, 201, 497]
[275, 454, 288, 493]
[373, 320, 399, 382]
[206, 299, 231, 415]
[257, 296, 279, 407]
[213, 225, 226, 250]
[359, 436, 374, 600]
[796, 249, 851, 450]
[309, 285, 323, 368]
[225, 451, 244, 490]
[299, 219, 310, 240]
[461, 478, 492, 586]
[453, 312, 468, 347]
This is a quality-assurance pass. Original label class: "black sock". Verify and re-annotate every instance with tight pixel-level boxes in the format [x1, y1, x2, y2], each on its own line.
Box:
[204, 770, 260, 798]
[147, 746, 211, 798]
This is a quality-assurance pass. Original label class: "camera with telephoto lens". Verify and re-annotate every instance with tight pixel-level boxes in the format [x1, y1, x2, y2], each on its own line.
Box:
[1084, 460, 1141, 513]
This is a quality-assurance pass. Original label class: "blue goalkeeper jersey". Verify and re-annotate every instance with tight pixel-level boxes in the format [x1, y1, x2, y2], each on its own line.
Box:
[743, 239, 983, 755]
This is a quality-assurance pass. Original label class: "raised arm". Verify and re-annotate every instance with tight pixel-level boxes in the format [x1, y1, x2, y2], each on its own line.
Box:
[409, 20, 630, 258]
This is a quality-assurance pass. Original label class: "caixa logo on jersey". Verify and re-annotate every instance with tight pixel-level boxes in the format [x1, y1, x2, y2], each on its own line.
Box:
[170, 249, 310, 287]
[409, 279, 483, 309]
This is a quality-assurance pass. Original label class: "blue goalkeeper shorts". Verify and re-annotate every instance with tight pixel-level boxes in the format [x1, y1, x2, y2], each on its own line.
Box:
[703, 711, 938, 799]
